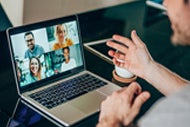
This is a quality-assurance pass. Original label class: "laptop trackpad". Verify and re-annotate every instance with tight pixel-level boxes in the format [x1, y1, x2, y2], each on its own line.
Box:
[68, 91, 106, 114]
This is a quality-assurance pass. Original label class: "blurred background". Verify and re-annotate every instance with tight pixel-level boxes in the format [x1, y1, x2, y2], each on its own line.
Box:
[0, 0, 136, 26]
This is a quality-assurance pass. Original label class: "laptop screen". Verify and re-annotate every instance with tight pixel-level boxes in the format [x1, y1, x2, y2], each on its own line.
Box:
[7, 15, 84, 92]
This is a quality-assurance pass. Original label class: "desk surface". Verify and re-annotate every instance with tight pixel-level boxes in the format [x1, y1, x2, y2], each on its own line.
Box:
[1, 1, 190, 127]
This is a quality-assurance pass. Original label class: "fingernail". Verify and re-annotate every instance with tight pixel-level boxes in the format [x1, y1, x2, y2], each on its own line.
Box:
[132, 30, 136, 34]
[106, 41, 110, 45]
[113, 34, 117, 39]
[134, 30, 138, 35]
[144, 92, 151, 98]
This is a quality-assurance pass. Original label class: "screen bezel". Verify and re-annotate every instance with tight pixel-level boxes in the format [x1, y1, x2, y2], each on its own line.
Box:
[7, 15, 85, 94]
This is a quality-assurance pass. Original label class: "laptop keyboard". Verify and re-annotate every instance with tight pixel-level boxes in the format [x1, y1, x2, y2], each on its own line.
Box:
[29, 73, 107, 109]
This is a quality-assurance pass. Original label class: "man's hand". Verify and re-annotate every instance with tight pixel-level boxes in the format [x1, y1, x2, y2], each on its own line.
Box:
[97, 82, 150, 127]
[106, 30, 189, 96]
[106, 30, 154, 79]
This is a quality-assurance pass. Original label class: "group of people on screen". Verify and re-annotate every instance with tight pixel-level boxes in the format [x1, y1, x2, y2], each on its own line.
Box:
[24, 24, 74, 58]
[16, 23, 78, 86]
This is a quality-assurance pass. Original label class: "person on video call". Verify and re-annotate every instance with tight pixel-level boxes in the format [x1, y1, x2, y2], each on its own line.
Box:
[52, 24, 73, 50]
[61, 46, 76, 72]
[25, 57, 45, 83]
[24, 31, 45, 58]
[97, 0, 190, 127]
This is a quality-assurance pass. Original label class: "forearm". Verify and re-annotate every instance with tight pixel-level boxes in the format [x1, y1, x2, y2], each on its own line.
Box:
[144, 61, 189, 96]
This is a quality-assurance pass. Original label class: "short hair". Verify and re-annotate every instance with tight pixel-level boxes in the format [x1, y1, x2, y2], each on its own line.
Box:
[24, 31, 34, 39]
[62, 46, 70, 53]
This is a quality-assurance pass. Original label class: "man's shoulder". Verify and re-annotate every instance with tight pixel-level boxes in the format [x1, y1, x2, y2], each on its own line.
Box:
[70, 58, 77, 64]
[138, 85, 190, 127]
[36, 44, 43, 49]
[35, 44, 44, 52]
[25, 49, 29, 53]
[70, 58, 76, 62]
[24, 49, 29, 57]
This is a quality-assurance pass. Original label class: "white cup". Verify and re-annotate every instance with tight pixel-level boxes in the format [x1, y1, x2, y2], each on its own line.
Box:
[115, 59, 134, 78]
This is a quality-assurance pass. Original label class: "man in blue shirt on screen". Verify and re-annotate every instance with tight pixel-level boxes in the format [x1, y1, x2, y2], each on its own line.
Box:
[24, 31, 45, 58]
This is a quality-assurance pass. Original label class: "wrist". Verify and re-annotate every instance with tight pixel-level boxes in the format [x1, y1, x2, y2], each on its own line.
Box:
[143, 60, 157, 81]
[97, 117, 121, 127]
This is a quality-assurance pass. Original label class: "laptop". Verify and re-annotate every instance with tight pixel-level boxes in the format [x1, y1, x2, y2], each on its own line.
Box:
[6, 15, 121, 126]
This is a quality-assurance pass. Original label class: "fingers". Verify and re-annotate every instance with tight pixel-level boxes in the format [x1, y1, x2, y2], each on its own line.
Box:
[111, 82, 142, 104]
[108, 50, 126, 68]
[107, 40, 128, 55]
[112, 58, 127, 68]
[129, 91, 150, 122]
[131, 30, 144, 46]
[123, 91, 150, 126]
[113, 87, 128, 94]
[112, 34, 134, 48]
[107, 34, 136, 54]
[98, 82, 150, 126]
[108, 50, 125, 61]
[125, 82, 142, 102]
[132, 91, 150, 110]
[107, 31, 144, 54]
